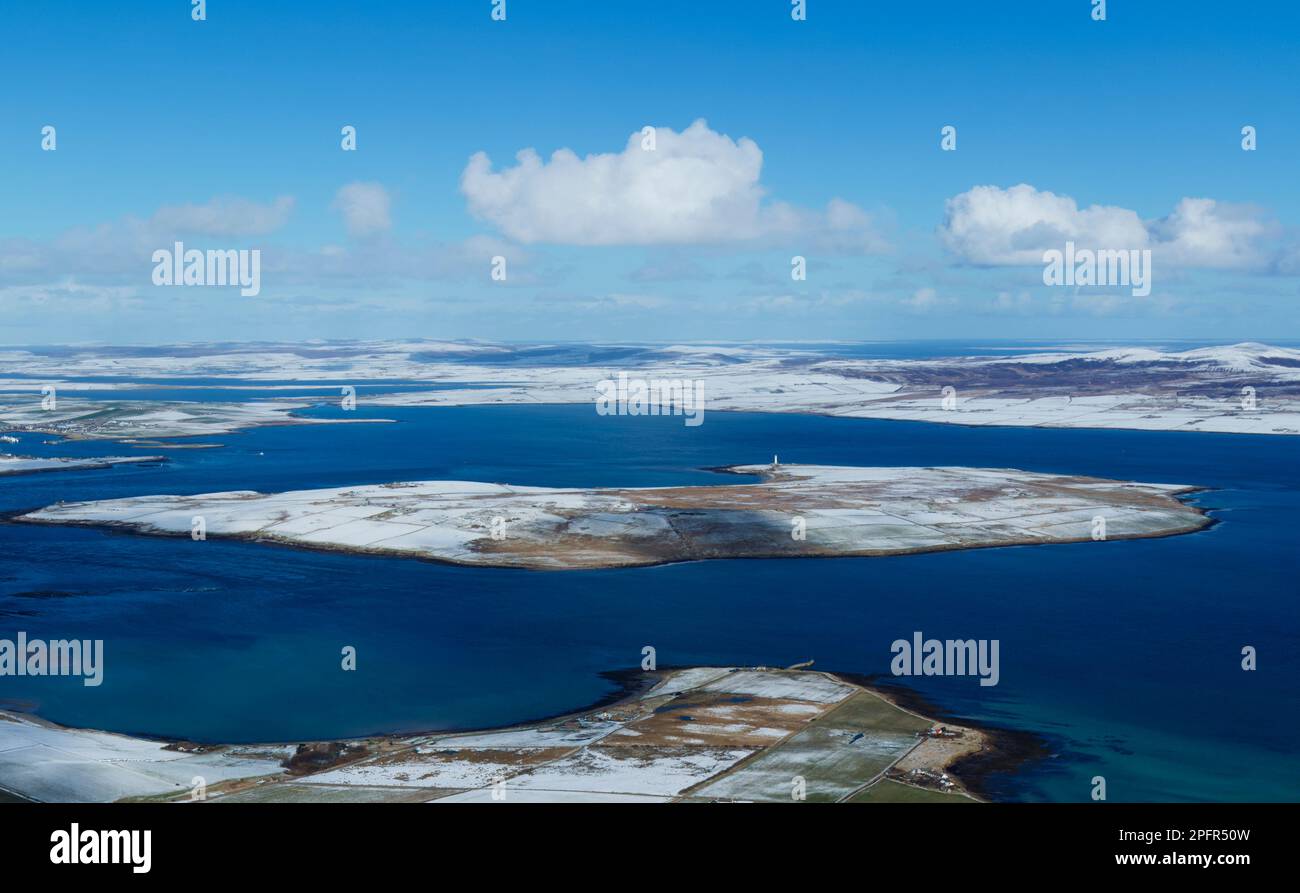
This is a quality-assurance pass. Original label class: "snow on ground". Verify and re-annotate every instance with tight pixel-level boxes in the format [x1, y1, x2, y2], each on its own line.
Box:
[0, 668, 972, 803]
[4, 341, 1297, 438]
[431, 788, 672, 803]
[429, 721, 623, 750]
[304, 755, 522, 790]
[702, 671, 855, 704]
[18, 464, 1210, 569]
[643, 667, 736, 698]
[0, 713, 282, 803]
[355, 341, 1300, 435]
[507, 746, 753, 797]
[0, 398, 392, 440]
[0, 454, 164, 475]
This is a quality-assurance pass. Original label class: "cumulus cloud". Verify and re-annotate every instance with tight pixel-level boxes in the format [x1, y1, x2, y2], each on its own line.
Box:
[1149, 197, 1275, 269]
[331, 182, 392, 238]
[939, 184, 1147, 265]
[459, 119, 887, 251]
[939, 183, 1286, 271]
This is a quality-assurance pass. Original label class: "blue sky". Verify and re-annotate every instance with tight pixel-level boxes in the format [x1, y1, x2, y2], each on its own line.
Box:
[1, 0, 1297, 344]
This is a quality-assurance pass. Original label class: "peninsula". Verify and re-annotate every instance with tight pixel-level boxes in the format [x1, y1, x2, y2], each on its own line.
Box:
[0, 666, 991, 804]
[0, 454, 165, 476]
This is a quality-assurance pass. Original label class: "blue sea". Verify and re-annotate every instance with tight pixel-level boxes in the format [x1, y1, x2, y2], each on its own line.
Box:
[1, 385, 1297, 802]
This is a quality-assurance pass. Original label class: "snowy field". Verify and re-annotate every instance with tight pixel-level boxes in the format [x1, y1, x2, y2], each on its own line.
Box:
[0, 668, 979, 804]
[0, 454, 164, 476]
[3, 341, 1298, 438]
[18, 464, 1210, 569]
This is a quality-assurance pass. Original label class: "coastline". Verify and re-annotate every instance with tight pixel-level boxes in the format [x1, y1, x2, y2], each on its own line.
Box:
[0, 665, 1032, 803]
[7, 467, 1216, 571]
[0, 667, 661, 750]
[0, 455, 167, 477]
[833, 672, 1053, 802]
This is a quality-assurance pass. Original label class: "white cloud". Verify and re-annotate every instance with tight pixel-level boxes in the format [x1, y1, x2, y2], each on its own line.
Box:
[1150, 198, 1274, 269]
[939, 184, 1285, 271]
[0, 280, 143, 319]
[151, 195, 295, 237]
[331, 182, 392, 238]
[0, 191, 499, 292]
[460, 119, 887, 251]
[902, 286, 941, 311]
[536, 292, 671, 312]
[0, 195, 296, 286]
[939, 184, 1147, 265]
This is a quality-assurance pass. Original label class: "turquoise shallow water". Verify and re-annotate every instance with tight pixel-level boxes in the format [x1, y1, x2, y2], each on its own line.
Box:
[0, 402, 1297, 802]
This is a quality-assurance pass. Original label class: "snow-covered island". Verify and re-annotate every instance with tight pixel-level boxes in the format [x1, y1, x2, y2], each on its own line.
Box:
[0, 454, 165, 476]
[16, 464, 1209, 569]
[0, 666, 989, 803]
[0, 399, 391, 441]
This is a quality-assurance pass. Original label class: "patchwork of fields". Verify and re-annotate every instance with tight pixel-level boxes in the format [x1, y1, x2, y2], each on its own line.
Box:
[0, 667, 984, 804]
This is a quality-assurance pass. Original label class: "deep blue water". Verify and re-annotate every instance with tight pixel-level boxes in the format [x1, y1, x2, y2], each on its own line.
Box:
[1, 404, 1297, 802]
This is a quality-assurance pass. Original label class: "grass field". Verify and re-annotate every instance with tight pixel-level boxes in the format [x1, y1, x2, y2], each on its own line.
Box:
[848, 778, 977, 803]
[689, 691, 932, 802]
